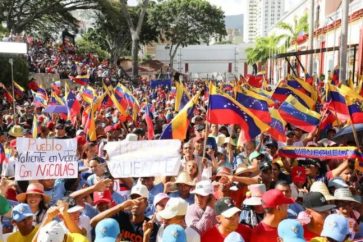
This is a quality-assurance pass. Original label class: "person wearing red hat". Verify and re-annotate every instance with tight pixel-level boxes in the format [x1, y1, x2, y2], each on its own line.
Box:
[250, 189, 294, 242]
[275, 180, 304, 219]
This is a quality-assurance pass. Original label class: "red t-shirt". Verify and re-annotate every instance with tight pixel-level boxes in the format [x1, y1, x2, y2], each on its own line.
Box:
[250, 222, 278, 242]
[201, 224, 251, 242]
[303, 226, 320, 241]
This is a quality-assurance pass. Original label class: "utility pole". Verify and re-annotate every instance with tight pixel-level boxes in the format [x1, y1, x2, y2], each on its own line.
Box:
[308, 0, 315, 75]
[339, 0, 349, 84]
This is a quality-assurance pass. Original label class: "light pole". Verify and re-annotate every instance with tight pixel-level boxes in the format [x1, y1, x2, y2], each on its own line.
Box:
[339, 0, 349, 84]
[9, 58, 16, 116]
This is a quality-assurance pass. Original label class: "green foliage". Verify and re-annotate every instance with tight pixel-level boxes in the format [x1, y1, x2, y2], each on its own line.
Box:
[148, 0, 226, 66]
[214, 40, 233, 45]
[276, 13, 308, 48]
[0, 0, 98, 34]
[91, 0, 158, 64]
[76, 38, 110, 60]
[246, 35, 285, 64]
[0, 56, 29, 87]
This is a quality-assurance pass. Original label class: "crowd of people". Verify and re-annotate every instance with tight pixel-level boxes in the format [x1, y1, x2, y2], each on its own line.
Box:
[1, 35, 363, 242]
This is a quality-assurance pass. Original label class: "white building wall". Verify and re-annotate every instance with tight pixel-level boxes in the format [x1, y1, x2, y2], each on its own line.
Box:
[155, 44, 253, 79]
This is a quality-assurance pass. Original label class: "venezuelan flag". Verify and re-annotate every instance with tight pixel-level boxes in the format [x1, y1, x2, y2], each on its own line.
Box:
[272, 83, 315, 109]
[13, 81, 24, 99]
[318, 111, 337, 133]
[143, 103, 155, 140]
[32, 115, 38, 139]
[32, 90, 48, 107]
[326, 84, 350, 121]
[268, 108, 287, 142]
[160, 93, 199, 140]
[81, 86, 96, 104]
[287, 78, 318, 101]
[236, 88, 271, 123]
[103, 83, 127, 115]
[207, 84, 269, 141]
[347, 98, 363, 124]
[72, 75, 89, 86]
[175, 82, 190, 112]
[66, 91, 81, 121]
[278, 95, 321, 133]
[0, 143, 6, 164]
[49, 92, 65, 105]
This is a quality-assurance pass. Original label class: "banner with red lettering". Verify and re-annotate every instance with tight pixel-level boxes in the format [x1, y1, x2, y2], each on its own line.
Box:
[15, 138, 78, 180]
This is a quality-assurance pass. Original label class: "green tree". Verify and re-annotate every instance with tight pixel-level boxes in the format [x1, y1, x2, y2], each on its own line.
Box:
[76, 37, 110, 60]
[89, 0, 157, 66]
[276, 13, 308, 50]
[148, 0, 226, 69]
[246, 35, 284, 65]
[0, 0, 98, 34]
[119, 0, 150, 83]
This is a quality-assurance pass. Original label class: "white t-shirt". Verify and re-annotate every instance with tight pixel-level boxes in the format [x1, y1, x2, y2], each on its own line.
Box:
[156, 224, 200, 242]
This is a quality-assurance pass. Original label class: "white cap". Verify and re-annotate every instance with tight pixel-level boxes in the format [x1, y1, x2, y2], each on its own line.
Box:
[158, 197, 188, 219]
[38, 221, 67, 242]
[68, 205, 84, 213]
[153, 193, 170, 207]
[125, 133, 138, 141]
[76, 129, 85, 136]
[191, 180, 213, 196]
[131, 184, 149, 198]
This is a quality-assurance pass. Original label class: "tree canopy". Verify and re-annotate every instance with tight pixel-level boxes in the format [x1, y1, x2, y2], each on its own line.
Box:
[148, 0, 227, 68]
[246, 35, 284, 65]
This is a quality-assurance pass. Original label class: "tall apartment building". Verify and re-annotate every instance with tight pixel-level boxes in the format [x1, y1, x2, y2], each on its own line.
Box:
[244, 0, 285, 43]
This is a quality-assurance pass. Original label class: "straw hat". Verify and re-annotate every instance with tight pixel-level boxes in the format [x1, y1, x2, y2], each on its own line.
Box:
[16, 183, 51, 203]
[310, 181, 335, 201]
[234, 166, 252, 176]
[175, 172, 195, 187]
[8, 125, 24, 137]
[334, 188, 361, 203]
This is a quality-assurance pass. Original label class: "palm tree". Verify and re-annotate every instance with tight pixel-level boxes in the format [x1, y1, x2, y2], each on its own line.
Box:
[246, 35, 284, 65]
[276, 13, 308, 50]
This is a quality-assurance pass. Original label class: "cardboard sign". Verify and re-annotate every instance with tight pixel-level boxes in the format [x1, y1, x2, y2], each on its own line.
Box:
[104, 139, 181, 178]
[15, 138, 78, 180]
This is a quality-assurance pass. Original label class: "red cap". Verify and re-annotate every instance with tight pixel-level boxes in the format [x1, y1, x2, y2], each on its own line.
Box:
[10, 139, 16, 148]
[261, 189, 294, 208]
[47, 121, 55, 129]
[5, 188, 17, 201]
[93, 190, 113, 205]
[104, 126, 114, 133]
[291, 166, 306, 184]
[76, 136, 86, 146]
[38, 116, 44, 123]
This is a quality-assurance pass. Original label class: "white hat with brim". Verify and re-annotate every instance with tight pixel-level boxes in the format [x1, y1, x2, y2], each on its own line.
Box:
[334, 188, 361, 204]
[8, 125, 24, 137]
[158, 197, 188, 220]
[190, 180, 213, 196]
[221, 207, 241, 218]
[310, 181, 335, 201]
[67, 205, 84, 214]
[175, 172, 195, 187]
[243, 197, 262, 206]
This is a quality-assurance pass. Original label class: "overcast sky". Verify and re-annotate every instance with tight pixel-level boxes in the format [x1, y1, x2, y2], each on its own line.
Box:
[128, 0, 301, 16]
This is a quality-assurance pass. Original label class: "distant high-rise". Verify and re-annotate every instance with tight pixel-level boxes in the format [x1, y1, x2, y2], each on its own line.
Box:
[244, 0, 285, 43]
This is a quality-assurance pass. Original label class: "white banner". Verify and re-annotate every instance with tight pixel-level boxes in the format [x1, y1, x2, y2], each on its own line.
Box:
[15, 138, 78, 180]
[104, 140, 181, 178]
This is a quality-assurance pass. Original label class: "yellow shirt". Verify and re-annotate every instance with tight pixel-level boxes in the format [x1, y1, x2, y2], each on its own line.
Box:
[7, 226, 38, 242]
[65, 233, 89, 242]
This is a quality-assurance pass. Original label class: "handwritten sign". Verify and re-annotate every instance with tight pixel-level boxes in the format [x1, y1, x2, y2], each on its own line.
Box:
[104, 140, 181, 178]
[15, 138, 78, 180]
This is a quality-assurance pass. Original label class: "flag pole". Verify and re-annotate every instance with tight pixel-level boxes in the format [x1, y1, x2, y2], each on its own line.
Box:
[9, 58, 16, 117]
[351, 122, 360, 148]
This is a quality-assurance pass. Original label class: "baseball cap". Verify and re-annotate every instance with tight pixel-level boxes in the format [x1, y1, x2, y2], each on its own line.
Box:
[278, 219, 305, 242]
[261, 189, 294, 208]
[153, 193, 169, 207]
[62, 197, 84, 214]
[12, 203, 33, 222]
[291, 166, 307, 184]
[104, 126, 114, 133]
[76, 129, 85, 136]
[95, 218, 120, 242]
[303, 192, 336, 212]
[321, 214, 349, 242]
[94, 190, 113, 206]
[130, 184, 149, 198]
[328, 177, 349, 189]
[162, 224, 186, 242]
[191, 180, 213, 196]
[37, 221, 67, 242]
[224, 231, 245, 242]
[158, 197, 188, 220]
[215, 197, 241, 218]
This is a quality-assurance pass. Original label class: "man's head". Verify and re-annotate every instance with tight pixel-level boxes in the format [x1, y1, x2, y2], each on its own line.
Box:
[261, 189, 294, 220]
[12, 203, 34, 235]
[321, 214, 349, 242]
[94, 190, 113, 212]
[140, 177, 155, 191]
[130, 184, 149, 216]
[153, 193, 170, 213]
[182, 142, 194, 157]
[275, 180, 292, 198]
[37, 221, 66, 242]
[55, 122, 66, 137]
[303, 192, 336, 223]
[158, 197, 188, 226]
[191, 180, 213, 210]
[215, 197, 241, 232]
[175, 172, 195, 199]
[278, 219, 305, 242]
